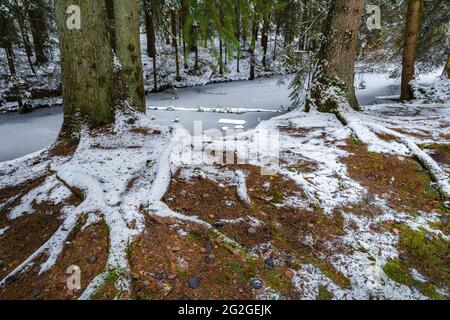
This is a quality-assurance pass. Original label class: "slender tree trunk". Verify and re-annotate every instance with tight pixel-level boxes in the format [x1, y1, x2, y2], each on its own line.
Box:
[225, 45, 228, 66]
[219, 37, 224, 75]
[113, 0, 146, 112]
[249, 20, 258, 81]
[54, 0, 115, 139]
[144, 8, 156, 58]
[5, 45, 23, 110]
[181, 0, 188, 70]
[17, 20, 36, 75]
[152, 53, 158, 92]
[400, 0, 421, 101]
[28, 0, 49, 65]
[171, 10, 181, 81]
[273, 21, 280, 61]
[143, 4, 158, 91]
[235, 4, 241, 73]
[311, 0, 365, 112]
[193, 25, 199, 71]
[261, 16, 269, 68]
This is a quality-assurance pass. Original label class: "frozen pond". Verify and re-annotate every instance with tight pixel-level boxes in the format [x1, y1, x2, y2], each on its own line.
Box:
[0, 72, 441, 162]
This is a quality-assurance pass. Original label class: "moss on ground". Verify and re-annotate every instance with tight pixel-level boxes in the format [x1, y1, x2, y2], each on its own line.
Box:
[383, 258, 447, 300]
[383, 224, 449, 300]
[317, 285, 333, 300]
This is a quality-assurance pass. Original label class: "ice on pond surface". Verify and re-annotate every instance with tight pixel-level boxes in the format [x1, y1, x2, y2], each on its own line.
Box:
[218, 119, 247, 125]
[0, 72, 442, 163]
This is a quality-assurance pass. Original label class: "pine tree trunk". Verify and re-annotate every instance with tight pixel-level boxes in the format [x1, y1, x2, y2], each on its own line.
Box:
[54, 0, 114, 140]
[261, 17, 269, 68]
[113, 0, 146, 112]
[235, 4, 241, 73]
[219, 37, 223, 75]
[5, 45, 23, 110]
[193, 25, 199, 71]
[18, 21, 36, 75]
[273, 21, 280, 61]
[28, 0, 49, 65]
[144, 8, 156, 58]
[181, 0, 188, 70]
[152, 54, 158, 92]
[171, 10, 181, 81]
[400, 0, 422, 101]
[143, 4, 158, 91]
[312, 0, 365, 112]
[249, 21, 258, 81]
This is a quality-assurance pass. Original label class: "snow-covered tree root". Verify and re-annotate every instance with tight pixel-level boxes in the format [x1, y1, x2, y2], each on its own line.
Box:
[0, 205, 82, 288]
[342, 110, 450, 198]
[77, 124, 250, 299]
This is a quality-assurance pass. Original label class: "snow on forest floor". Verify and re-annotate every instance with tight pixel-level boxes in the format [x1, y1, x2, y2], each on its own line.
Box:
[0, 77, 449, 300]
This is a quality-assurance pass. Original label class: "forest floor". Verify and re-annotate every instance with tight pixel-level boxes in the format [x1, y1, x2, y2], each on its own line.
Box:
[0, 77, 449, 300]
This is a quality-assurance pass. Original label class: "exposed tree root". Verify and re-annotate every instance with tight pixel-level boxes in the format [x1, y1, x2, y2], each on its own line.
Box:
[341, 110, 450, 198]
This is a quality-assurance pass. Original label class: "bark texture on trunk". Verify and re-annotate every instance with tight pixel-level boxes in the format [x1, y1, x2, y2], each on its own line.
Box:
[400, 0, 421, 101]
[113, 0, 146, 112]
[54, 0, 114, 139]
[312, 0, 365, 112]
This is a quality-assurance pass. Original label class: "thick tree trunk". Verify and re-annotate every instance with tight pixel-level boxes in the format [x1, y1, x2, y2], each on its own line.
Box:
[28, 0, 49, 65]
[54, 0, 114, 140]
[171, 10, 181, 81]
[312, 0, 365, 112]
[400, 0, 422, 101]
[113, 0, 146, 112]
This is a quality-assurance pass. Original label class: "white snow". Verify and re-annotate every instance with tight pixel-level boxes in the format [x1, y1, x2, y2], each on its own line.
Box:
[218, 119, 247, 126]
[0, 227, 8, 237]
[0, 73, 449, 300]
